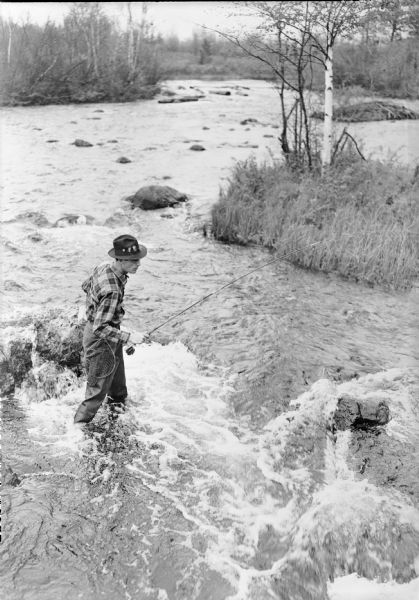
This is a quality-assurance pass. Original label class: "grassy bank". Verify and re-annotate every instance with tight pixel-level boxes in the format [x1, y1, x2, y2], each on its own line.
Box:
[211, 157, 419, 289]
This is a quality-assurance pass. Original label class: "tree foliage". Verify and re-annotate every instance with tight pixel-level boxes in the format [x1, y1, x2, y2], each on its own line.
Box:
[206, 1, 418, 170]
[1, 1, 417, 106]
[0, 1, 162, 105]
[207, 2, 372, 169]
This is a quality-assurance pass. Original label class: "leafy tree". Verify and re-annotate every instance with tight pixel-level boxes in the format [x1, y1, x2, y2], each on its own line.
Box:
[0, 1, 162, 105]
[199, 36, 213, 65]
[210, 1, 374, 172]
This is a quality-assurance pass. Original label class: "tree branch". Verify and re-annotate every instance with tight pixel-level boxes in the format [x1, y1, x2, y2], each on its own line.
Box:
[29, 56, 59, 90]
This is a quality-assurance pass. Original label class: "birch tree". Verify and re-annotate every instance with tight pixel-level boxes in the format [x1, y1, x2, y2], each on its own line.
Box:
[266, 1, 371, 171]
[67, 2, 104, 79]
[210, 2, 318, 168]
[305, 1, 370, 169]
[212, 1, 373, 172]
[7, 20, 12, 65]
[118, 2, 157, 86]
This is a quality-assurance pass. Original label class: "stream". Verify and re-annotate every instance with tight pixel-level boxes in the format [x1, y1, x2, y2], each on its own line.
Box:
[1, 80, 419, 600]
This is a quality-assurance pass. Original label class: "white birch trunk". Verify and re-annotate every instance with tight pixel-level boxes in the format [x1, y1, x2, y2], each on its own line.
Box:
[322, 44, 333, 171]
[7, 22, 12, 65]
[127, 2, 135, 79]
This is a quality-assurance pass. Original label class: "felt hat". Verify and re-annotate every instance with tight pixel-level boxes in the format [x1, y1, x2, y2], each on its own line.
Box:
[108, 234, 147, 260]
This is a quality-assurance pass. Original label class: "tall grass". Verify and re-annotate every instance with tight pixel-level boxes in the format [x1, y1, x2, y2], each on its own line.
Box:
[211, 157, 419, 289]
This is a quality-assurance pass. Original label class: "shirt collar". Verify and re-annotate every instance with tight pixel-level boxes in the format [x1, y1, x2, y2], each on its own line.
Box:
[109, 262, 128, 285]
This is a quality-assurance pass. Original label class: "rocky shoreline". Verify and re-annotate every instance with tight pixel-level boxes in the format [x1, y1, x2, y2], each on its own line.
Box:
[0, 85, 161, 107]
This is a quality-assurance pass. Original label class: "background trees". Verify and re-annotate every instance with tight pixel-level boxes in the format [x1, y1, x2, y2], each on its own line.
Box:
[0, 1, 161, 104]
[0, 0, 418, 108]
[207, 1, 379, 170]
[199, 0, 418, 171]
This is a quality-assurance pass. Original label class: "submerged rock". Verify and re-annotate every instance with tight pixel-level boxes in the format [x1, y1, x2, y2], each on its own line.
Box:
[28, 232, 43, 242]
[72, 139, 93, 147]
[116, 156, 132, 164]
[53, 214, 94, 227]
[333, 393, 390, 430]
[3, 280, 26, 291]
[190, 144, 206, 151]
[4, 465, 22, 487]
[158, 96, 202, 104]
[125, 185, 188, 210]
[210, 90, 231, 96]
[16, 211, 50, 227]
[103, 208, 131, 227]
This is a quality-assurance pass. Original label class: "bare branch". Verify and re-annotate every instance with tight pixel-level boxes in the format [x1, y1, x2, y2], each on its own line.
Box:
[29, 56, 59, 90]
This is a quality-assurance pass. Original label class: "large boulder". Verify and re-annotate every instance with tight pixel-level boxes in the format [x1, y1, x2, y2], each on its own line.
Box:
[333, 393, 390, 430]
[0, 309, 85, 393]
[34, 315, 84, 373]
[125, 185, 188, 210]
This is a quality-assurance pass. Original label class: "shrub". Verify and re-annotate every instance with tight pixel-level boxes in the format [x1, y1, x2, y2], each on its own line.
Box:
[211, 157, 419, 289]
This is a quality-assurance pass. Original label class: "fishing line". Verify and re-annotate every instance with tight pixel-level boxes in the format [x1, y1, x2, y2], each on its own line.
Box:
[144, 242, 320, 338]
[87, 338, 117, 379]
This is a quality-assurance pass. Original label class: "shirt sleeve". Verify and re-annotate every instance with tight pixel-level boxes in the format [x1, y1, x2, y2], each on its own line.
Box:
[92, 290, 130, 344]
[81, 275, 92, 294]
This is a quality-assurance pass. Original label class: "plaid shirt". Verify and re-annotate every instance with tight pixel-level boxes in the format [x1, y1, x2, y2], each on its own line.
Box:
[82, 262, 130, 345]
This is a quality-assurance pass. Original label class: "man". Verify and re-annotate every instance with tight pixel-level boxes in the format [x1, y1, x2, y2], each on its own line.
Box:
[74, 234, 147, 424]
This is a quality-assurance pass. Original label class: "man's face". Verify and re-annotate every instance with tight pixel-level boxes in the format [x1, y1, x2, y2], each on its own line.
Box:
[121, 258, 141, 274]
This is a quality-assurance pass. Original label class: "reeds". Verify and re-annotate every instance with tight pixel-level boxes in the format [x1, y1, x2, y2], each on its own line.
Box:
[211, 157, 419, 289]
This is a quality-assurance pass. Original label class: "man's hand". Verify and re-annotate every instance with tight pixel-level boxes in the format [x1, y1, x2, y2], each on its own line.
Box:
[130, 332, 150, 346]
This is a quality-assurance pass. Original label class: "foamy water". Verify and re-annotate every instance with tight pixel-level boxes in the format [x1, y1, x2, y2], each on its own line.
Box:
[7, 340, 419, 599]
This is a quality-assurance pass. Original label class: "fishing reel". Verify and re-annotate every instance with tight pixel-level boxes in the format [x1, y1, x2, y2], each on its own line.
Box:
[125, 333, 151, 355]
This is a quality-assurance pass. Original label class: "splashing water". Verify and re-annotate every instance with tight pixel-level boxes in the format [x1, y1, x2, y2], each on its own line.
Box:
[4, 337, 418, 599]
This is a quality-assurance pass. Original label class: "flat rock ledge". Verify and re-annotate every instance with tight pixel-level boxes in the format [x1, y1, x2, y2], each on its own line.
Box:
[124, 185, 188, 210]
[333, 393, 390, 430]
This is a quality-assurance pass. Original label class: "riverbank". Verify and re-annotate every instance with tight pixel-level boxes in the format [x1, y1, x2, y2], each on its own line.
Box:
[211, 156, 419, 289]
[0, 84, 161, 107]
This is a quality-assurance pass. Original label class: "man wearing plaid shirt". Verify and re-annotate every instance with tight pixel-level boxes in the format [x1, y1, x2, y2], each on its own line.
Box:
[74, 234, 147, 424]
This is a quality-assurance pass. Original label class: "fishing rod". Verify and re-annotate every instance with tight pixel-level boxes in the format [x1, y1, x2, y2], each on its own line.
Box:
[125, 242, 320, 355]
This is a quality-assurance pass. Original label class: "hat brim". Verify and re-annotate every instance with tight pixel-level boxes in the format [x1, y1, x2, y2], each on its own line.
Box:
[108, 244, 147, 260]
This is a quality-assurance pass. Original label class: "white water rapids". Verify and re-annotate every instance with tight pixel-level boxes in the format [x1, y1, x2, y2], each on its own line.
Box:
[1, 80, 419, 600]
